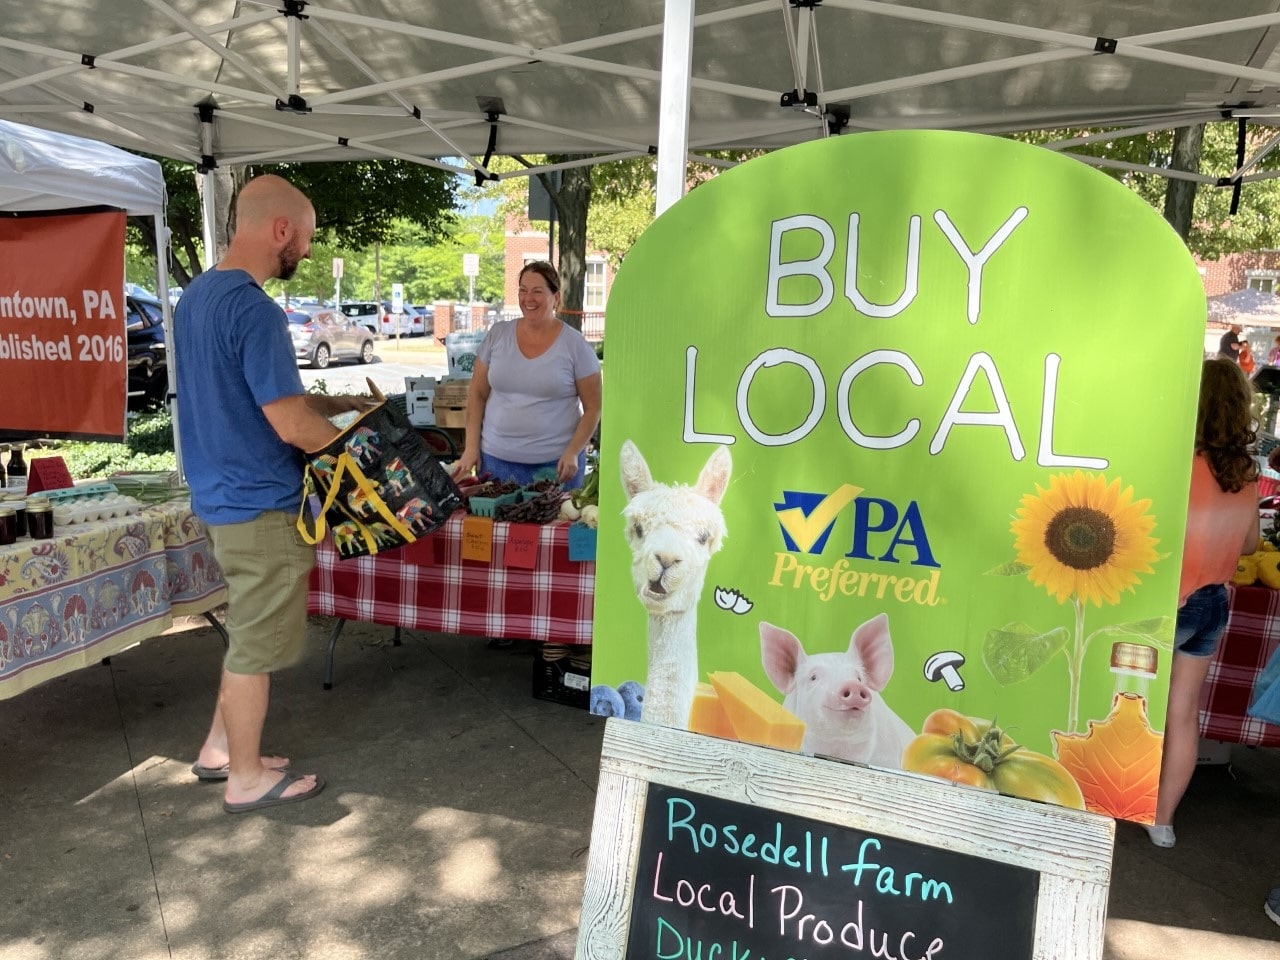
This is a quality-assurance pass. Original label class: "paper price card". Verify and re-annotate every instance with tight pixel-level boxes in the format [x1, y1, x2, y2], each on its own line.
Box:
[568, 523, 597, 562]
[503, 523, 540, 569]
[461, 515, 494, 563]
[26, 456, 73, 493]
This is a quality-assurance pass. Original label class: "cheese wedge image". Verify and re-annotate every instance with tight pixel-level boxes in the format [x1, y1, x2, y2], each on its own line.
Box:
[708, 671, 806, 750]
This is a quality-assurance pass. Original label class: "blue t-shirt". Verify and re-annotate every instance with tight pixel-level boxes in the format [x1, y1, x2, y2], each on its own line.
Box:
[175, 268, 306, 525]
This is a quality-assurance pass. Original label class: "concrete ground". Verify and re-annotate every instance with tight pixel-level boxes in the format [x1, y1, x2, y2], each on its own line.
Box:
[0, 615, 1277, 960]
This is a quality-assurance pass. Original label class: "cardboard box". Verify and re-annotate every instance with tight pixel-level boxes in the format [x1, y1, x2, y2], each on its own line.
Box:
[531, 643, 591, 709]
[433, 404, 467, 428]
[406, 389, 436, 426]
[434, 380, 471, 407]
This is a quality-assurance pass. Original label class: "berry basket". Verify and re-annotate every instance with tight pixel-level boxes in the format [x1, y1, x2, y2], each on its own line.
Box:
[468, 489, 522, 517]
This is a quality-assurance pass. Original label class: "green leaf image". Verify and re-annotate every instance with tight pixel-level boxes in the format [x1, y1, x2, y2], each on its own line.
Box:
[983, 622, 1071, 685]
[1088, 617, 1177, 650]
[985, 561, 1032, 577]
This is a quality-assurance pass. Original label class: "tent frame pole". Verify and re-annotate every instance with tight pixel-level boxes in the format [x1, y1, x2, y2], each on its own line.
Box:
[656, 0, 695, 215]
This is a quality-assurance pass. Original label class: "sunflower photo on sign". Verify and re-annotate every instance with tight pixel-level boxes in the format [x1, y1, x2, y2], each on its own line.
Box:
[590, 130, 1205, 823]
[988, 470, 1172, 818]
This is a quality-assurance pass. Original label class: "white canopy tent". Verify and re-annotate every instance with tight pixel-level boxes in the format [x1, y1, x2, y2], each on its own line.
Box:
[6, 2, 1280, 209]
[0, 118, 167, 215]
[1208, 287, 1280, 328]
[0, 118, 177, 440]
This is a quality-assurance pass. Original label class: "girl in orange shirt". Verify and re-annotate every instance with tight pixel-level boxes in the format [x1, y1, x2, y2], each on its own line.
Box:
[1239, 340, 1256, 376]
[1148, 358, 1259, 847]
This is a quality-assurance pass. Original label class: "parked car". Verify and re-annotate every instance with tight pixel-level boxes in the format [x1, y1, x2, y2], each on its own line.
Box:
[337, 301, 385, 335]
[125, 293, 167, 407]
[380, 303, 426, 337]
[287, 309, 375, 368]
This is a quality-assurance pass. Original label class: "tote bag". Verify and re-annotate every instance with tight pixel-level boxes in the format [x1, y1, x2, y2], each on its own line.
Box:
[297, 381, 463, 559]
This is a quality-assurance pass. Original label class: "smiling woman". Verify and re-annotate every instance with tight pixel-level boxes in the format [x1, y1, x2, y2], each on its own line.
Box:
[450, 261, 602, 490]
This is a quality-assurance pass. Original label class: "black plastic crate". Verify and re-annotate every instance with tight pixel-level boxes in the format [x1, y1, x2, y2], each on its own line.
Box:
[531, 643, 591, 710]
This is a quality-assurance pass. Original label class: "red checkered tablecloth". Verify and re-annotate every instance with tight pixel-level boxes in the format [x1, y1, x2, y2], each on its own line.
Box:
[1199, 583, 1280, 746]
[308, 513, 594, 645]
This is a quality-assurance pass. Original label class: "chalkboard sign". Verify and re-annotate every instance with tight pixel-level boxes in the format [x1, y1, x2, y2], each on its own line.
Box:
[577, 720, 1114, 960]
[627, 783, 1037, 960]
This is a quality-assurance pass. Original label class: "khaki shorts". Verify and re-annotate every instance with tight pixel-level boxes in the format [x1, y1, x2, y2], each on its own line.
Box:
[207, 510, 315, 675]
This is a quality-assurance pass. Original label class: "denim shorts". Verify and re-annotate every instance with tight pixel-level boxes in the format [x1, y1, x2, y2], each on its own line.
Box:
[480, 450, 585, 490]
[1174, 583, 1230, 658]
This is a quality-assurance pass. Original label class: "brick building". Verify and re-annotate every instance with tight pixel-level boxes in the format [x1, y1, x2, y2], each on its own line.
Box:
[503, 213, 613, 340]
[1197, 251, 1280, 297]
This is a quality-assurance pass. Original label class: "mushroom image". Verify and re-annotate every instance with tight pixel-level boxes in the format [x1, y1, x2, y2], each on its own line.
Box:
[923, 650, 967, 691]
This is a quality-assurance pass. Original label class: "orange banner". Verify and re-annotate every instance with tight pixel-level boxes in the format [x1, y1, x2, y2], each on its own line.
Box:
[0, 210, 127, 439]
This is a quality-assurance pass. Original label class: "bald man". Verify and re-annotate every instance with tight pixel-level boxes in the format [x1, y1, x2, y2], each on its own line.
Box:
[175, 174, 369, 813]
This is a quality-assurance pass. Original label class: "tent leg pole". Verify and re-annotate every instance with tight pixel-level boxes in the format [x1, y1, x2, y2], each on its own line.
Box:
[153, 211, 183, 480]
[655, 0, 695, 216]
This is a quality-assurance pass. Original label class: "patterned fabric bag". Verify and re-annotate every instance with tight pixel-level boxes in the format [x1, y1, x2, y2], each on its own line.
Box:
[297, 381, 463, 559]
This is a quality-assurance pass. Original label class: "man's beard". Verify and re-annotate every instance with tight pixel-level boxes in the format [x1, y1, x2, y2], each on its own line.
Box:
[276, 242, 303, 280]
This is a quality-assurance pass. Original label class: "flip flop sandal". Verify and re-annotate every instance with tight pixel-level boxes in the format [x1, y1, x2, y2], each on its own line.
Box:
[223, 773, 326, 814]
[191, 758, 290, 782]
[191, 762, 231, 781]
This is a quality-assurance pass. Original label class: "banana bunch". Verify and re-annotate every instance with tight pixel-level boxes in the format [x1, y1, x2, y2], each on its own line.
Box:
[1234, 539, 1280, 588]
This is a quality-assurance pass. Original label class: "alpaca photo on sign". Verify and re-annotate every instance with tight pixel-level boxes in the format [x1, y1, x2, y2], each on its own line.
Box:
[760, 613, 916, 768]
[619, 439, 732, 729]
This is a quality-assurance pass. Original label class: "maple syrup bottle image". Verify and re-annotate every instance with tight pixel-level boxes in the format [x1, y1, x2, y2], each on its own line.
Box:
[1110, 641, 1158, 705]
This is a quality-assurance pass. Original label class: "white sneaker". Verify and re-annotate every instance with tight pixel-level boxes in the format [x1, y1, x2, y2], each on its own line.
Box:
[1265, 887, 1280, 927]
[1144, 823, 1176, 848]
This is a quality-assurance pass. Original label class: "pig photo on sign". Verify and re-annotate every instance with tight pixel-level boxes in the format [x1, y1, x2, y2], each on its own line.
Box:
[760, 613, 915, 768]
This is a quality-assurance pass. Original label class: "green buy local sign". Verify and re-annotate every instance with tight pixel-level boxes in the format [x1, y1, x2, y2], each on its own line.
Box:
[591, 130, 1205, 823]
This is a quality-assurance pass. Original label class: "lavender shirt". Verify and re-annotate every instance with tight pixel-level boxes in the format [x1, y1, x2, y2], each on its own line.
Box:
[476, 320, 600, 463]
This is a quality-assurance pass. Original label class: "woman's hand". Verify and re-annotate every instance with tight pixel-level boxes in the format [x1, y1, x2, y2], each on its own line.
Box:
[556, 450, 578, 484]
[452, 449, 479, 482]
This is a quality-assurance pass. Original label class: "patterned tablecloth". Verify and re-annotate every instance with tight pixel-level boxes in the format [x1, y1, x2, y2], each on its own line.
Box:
[309, 514, 595, 644]
[1200, 583, 1280, 747]
[0, 499, 226, 700]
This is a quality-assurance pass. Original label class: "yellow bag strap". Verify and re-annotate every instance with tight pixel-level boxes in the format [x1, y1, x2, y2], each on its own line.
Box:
[296, 455, 350, 545]
[296, 451, 418, 554]
[342, 453, 417, 550]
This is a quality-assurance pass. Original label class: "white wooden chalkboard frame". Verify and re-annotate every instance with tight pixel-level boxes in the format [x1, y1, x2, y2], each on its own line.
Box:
[576, 718, 1115, 960]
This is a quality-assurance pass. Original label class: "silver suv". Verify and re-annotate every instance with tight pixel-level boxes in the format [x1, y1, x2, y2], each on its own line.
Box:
[287, 309, 375, 368]
[337, 301, 384, 335]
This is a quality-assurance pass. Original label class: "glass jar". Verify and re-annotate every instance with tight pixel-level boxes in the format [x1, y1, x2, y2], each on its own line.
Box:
[26, 499, 52, 540]
[0, 506, 14, 546]
[5, 496, 27, 538]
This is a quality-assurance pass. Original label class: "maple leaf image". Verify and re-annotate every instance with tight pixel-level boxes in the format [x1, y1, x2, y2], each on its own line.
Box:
[1052, 693, 1164, 822]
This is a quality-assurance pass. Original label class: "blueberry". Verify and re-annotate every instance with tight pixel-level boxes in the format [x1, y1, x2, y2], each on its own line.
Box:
[590, 684, 625, 718]
[617, 680, 645, 721]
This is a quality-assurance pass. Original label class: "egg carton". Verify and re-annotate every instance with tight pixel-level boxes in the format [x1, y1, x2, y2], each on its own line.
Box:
[41, 481, 118, 504]
[52, 493, 144, 526]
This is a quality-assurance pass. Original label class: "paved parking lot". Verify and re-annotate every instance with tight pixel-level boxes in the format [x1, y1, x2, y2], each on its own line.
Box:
[297, 341, 447, 396]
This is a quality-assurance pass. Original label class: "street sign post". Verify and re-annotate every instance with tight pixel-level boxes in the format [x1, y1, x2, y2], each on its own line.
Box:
[391, 282, 404, 339]
[332, 257, 344, 306]
[463, 253, 479, 323]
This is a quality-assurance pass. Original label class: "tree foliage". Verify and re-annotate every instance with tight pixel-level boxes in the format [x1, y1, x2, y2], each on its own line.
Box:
[1014, 121, 1280, 258]
[128, 157, 458, 287]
